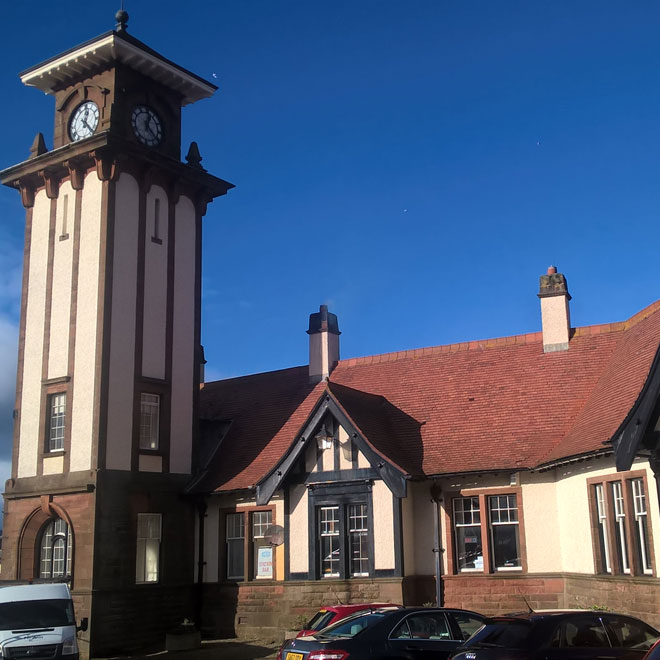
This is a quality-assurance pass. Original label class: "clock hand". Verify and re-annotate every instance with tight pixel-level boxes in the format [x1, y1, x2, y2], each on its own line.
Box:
[141, 115, 154, 137]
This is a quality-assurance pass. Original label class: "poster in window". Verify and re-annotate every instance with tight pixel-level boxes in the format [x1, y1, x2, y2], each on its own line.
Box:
[257, 546, 273, 578]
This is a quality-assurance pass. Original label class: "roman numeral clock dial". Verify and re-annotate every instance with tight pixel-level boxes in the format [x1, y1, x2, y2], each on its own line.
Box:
[69, 100, 99, 141]
[132, 105, 163, 147]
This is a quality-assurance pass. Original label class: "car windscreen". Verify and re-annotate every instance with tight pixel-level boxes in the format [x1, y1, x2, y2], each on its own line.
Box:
[0, 599, 75, 630]
[306, 611, 335, 631]
[465, 621, 532, 650]
[317, 612, 388, 638]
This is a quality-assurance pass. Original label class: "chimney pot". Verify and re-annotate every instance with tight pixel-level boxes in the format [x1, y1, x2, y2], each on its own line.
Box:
[547, 265, 557, 275]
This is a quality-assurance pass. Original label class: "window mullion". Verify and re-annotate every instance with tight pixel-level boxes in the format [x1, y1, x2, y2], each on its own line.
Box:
[339, 505, 347, 580]
[243, 512, 250, 581]
[479, 494, 491, 574]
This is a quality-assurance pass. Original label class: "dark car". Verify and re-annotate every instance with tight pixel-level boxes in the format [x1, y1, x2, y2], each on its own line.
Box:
[450, 610, 660, 660]
[278, 606, 485, 660]
[296, 603, 397, 637]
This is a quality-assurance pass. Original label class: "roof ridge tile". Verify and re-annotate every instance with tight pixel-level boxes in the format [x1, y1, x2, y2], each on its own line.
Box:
[338, 301, 660, 368]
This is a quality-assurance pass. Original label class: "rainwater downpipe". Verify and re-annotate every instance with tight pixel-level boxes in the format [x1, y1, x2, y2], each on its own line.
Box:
[430, 483, 444, 607]
[195, 499, 208, 628]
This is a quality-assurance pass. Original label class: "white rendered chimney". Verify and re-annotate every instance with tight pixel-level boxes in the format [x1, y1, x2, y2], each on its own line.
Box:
[538, 266, 571, 353]
[308, 305, 341, 383]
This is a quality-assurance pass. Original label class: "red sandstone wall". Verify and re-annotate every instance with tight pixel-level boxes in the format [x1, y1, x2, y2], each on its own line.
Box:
[202, 574, 660, 642]
[443, 575, 565, 614]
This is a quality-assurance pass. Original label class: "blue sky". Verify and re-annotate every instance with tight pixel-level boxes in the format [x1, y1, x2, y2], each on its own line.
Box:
[1, 2, 660, 481]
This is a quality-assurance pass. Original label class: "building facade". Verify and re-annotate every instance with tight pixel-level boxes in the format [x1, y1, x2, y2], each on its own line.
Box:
[4, 12, 660, 660]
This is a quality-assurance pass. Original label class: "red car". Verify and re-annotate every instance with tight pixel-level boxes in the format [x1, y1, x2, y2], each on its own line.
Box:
[296, 603, 397, 637]
[643, 639, 660, 659]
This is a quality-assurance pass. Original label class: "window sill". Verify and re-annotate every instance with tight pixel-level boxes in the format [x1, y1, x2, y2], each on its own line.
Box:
[224, 577, 276, 583]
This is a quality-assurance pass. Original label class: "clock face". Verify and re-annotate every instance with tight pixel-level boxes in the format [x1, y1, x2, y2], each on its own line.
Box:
[131, 105, 163, 147]
[69, 101, 99, 141]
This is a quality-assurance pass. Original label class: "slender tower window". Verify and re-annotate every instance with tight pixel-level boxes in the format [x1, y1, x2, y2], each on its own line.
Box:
[48, 393, 66, 451]
[60, 194, 69, 240]
[151, 198, 162, 244]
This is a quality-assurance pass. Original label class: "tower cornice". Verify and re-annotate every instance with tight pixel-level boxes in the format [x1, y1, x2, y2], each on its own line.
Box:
[20, 30, 216, 106]
[0, 132, 234, 207]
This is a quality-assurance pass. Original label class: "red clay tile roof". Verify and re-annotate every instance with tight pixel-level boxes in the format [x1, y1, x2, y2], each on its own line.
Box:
[199, 299, 660, 493]
[196, 367, 325, 492]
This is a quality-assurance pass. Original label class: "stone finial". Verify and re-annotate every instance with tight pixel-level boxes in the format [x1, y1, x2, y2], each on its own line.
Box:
[115, 8, 129, 32]
[185, 142, 205, 170]
[29, 133, 48, 159]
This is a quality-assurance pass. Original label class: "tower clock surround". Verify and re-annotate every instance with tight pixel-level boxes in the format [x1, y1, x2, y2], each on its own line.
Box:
[0, 12, 233, 660]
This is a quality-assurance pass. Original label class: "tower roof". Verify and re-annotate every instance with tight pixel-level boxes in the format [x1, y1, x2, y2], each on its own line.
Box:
[19, 30, 217, 106]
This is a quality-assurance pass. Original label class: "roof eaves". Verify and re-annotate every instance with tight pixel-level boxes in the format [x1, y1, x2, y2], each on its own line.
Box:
[533, 448, 613, 473]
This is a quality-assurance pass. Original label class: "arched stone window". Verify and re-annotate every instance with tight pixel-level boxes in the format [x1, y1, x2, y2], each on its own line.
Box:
[39, 518, 72, 579]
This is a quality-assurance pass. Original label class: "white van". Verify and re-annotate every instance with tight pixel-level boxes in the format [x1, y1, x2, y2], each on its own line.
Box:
[0, 583, 87, 660]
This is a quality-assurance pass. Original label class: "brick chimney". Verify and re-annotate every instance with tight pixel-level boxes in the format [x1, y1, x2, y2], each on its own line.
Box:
[308, 305, 341, 383]
[538, 266, 571, 353]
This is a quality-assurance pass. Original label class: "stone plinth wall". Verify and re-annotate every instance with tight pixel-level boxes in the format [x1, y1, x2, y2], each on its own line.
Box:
[563, 574, 660, 631]
[201, 574, 660, 642]
[201, 578, 405, 639]
[443, 574, 565, 614]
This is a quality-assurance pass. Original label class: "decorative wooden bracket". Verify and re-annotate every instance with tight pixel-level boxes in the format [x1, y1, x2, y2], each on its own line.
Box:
[18, 180, 36, 208]
[64, 159, 86, 190]
[195, 192, 214, 216]
[92, 149, 118, 182]
[39, 168, 60, 200]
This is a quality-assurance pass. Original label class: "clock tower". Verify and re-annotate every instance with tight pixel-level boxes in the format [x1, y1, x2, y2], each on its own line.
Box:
[0, 11, 233, 658]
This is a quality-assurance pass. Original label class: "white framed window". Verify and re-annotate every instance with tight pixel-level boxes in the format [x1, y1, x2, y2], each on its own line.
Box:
[611, 481, 630, 574]
[252, 511, 273, 579]
[319, 506, 341, 578]
[48, 393, 66, 452]
[453, 497, 483, 572]
[590, 473, 654, 577]
[489, 494, 521, 570]
[139, 393, 160, 450]
[594, 483, 612, 574]
[40, 518, 72, 579]
[226, 513, 245, 580]
[136, 513, 161, 583]
[631, 478, 653, 575]
[348, 504, 369, 577]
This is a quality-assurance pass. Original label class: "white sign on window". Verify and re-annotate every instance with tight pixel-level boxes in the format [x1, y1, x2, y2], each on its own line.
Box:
[257, 546, 273, 578]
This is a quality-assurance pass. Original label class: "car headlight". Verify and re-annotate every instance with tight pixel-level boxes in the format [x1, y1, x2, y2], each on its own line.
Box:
[62, 634, 79, 656]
